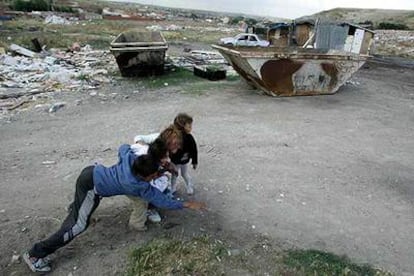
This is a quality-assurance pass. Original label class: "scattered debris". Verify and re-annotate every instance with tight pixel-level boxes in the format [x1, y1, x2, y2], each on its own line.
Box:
[11, 254, 20, 264]
[0, 45, 116, 107]
[44, 14, 71, 25]
[194, 65, 227, 81]
[227, 249, 241, 256]
[70, 42, 81, 52]
[48, 102, 66, 113]
[168, 49, 237, 77]
[31, 38, 42, 53]
[9, 44, 36, 58]
[7, 97, 30, 111]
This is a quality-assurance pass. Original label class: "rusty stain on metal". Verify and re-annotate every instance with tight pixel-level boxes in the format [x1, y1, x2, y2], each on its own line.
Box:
[213, 44, 369, 96]
[261, 59, 303, 95]
[321, 63, 339, 91]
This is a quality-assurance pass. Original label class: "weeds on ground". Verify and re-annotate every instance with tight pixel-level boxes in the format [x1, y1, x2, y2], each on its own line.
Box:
[1, 17, 234, 51]
[224, 74, 240, 82]
[163, 29, 221, 44]
[138, 68, 199, 89]
[126, 235, 228, 276]
[0, 18, 146, 50]
[125, 236, 393, 276]
[283, 249, 393, 276]
[135, 68, 240, 92]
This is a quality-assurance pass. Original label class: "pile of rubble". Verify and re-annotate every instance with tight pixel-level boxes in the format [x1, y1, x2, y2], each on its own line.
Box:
[168, 50, 226, 69]
[145, 24, 238, 33]
[374, 30, 414, 58]
[0, 44, 117, 111]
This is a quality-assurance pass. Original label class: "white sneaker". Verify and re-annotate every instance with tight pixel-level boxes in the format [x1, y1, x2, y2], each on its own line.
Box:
[146, 209, 161, 223]
[23, 252, 51, 273]
[186, 186, 194, 195]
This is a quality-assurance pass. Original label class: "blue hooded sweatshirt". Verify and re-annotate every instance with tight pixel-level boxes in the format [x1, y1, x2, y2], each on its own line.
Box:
[93, 144, 183, 210]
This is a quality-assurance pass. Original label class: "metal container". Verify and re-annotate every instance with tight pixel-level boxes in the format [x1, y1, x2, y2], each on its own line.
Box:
[212, 21, 374, 96]
[110, 30, 168, 77]
[212, 45, 369, 96]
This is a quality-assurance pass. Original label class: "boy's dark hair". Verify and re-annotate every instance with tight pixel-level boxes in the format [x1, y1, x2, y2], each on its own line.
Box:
[148, 138, 168, 162]
[173, 113, 193, 131]
[132, 154, 159, 178]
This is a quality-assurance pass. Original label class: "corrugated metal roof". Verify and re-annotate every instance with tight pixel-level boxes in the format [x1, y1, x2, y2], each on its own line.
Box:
[315, 23, 349, 50]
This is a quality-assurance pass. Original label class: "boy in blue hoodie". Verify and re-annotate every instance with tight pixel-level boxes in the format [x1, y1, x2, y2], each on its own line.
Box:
[23, 143, 206, 273]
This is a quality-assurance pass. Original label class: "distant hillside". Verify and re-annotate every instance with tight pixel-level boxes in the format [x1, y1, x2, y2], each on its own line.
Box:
[297, 8, 414, 29]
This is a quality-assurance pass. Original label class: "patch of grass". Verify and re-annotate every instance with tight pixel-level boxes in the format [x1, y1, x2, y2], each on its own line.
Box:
[115, 68, 237, 94]
[164, 28, 239, 44]
[0, 17, 147, 50]
[126, 236, 227, 276]
[163, 31, 184, 41]
[226, 74, 241, 82]
[283, 249, 393, 276]
[125, 236, 393, 276]
[76, 73, 90, 81]
[0, 17, 224, 51]
[139, 68, 199, 89]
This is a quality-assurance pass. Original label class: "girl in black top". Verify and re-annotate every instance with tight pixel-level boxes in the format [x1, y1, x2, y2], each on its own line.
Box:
[170, 113, 198, 195]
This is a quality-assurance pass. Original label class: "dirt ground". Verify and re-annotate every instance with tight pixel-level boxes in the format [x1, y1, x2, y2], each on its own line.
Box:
[1, 57, 414, 276]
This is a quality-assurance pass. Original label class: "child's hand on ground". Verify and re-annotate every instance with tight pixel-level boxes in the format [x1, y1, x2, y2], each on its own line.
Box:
[192, 164, 197, 170]
[183, 201, 207, 210]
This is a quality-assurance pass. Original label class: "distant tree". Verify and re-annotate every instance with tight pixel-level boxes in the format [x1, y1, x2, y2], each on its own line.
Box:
[359, 20, 373, 26]
[244, 18, 258, 26]
[12, 0, 50, 11]
[377, 22, 409, 30]
[54, 6, 74, 13]
[230, 16, 244, 25]
[13, 0, 29, 11]
[32, 0, 49, 11]
[190, 13, 198, 20]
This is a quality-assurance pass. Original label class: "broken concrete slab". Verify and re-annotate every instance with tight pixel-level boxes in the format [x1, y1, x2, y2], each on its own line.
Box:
[9, 44, 36, 58]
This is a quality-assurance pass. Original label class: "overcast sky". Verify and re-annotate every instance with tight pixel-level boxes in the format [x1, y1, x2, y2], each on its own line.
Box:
[114, 0, 414, 19]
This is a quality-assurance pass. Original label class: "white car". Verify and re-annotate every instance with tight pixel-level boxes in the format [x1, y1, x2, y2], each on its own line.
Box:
[219, 33, 270, 47]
